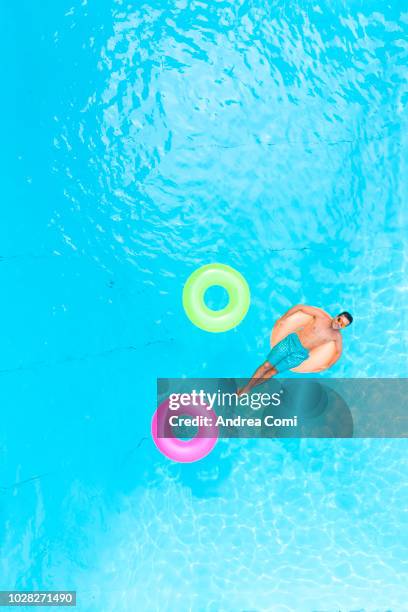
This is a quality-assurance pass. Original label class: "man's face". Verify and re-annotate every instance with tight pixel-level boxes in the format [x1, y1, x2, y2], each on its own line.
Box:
[332, 314, 350, 330]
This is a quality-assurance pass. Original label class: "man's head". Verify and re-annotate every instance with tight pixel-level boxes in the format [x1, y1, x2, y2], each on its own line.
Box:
[332, 311, 353, 330]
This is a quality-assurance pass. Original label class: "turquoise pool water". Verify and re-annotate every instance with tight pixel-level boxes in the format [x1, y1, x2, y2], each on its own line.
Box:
[1, 1, 407, 610]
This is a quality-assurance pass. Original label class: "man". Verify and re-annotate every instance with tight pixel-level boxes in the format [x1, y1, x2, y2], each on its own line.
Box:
[237, 306, 353, 395]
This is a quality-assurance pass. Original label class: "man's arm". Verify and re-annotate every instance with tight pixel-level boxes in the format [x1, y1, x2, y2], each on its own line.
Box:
[279, 304, 322, 321]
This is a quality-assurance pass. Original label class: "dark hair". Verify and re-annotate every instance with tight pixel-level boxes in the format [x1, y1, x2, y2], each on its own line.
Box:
[339, 311, 353, 325]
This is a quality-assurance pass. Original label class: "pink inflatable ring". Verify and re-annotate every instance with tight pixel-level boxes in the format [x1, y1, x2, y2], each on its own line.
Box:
[152, 396, 218, 463]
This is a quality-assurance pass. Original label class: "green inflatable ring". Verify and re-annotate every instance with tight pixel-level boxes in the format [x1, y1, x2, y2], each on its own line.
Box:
[182, 264, 250, 332]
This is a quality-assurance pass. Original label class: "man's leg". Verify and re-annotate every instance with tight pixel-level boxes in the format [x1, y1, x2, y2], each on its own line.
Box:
[237, 361, 277, 396]
[238, 335, 306, 396]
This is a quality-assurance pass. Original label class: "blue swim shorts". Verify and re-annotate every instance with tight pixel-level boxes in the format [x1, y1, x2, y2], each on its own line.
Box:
[266, 333, 309, 373]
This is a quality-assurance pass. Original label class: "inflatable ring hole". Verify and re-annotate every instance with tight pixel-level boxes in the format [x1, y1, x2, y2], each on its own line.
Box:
[173, 413, 199, 441]
[204, 285, 230, 311]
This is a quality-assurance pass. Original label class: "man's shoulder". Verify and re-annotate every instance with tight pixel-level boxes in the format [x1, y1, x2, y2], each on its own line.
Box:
[312, 306, 332, 320]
